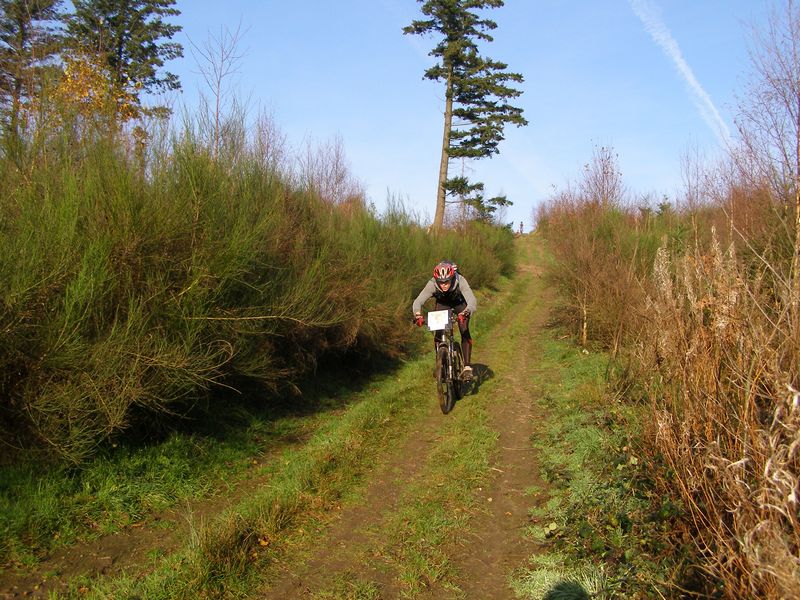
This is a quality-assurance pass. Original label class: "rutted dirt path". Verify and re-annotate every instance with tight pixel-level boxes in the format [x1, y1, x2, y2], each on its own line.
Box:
[263, 237, 552, 598]
[448, 265, 551, 599]
[264, 394, 444, 599]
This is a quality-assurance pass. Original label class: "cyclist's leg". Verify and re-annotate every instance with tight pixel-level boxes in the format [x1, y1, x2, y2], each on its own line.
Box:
[453, 302, 474, 377]
[452, 302, 470, 357]
[462, 335, 472, 365]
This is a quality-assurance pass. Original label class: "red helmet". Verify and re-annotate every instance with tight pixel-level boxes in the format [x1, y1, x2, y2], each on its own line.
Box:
[433, 261, 456, 290]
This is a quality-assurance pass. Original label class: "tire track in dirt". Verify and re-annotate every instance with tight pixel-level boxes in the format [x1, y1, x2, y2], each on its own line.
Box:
[263, 398, 449, 598]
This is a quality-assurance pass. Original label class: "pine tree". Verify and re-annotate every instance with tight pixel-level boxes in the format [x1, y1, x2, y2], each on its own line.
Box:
[404, 0, 527, 230]
[65, 0, 182, 117]
[0, 0, 64, 132]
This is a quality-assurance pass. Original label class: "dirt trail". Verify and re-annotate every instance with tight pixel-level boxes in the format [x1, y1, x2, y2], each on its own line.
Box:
[264, 238, 552, 598]
[264, 394, 444, 599]
[446, 263, 551, 598]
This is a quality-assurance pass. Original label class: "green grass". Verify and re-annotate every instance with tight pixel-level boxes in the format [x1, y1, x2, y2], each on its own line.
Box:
[310, 575, 382, 600]
[509, 332, 684, 599]
[45, 357, 433, 598]
[0, 389, 321, 565]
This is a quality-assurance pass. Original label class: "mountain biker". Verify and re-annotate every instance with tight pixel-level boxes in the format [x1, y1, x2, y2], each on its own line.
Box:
[412, 260, 477, 379]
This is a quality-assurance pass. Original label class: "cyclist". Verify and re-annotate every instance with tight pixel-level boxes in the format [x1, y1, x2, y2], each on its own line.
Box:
[413, 260, 477, 379]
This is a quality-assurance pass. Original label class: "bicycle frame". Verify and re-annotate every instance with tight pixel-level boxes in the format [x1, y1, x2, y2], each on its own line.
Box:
[427, 309, 464, 413]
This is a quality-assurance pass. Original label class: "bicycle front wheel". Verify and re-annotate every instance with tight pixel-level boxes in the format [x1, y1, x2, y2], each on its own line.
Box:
[435, 345, 456, 414]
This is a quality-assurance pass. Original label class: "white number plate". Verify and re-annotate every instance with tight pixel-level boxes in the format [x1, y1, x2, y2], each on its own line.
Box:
[427, 310, 449, 331]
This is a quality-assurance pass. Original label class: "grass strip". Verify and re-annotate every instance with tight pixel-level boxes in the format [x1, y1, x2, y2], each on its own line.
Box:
[0, 403, 316, 566]
[379, 389, 498, 597]
[509, 334, 686, 599]
[333, 271, 525, 598]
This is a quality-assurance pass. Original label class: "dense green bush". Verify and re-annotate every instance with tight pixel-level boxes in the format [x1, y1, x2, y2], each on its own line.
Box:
[0, 116, 515, 464]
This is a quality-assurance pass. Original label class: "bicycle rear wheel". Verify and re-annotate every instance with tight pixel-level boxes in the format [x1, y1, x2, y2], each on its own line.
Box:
[435, 345, 455, 414]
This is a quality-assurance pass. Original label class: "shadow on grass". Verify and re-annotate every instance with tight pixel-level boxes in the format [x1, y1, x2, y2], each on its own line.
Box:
[543, 580, 590, 600]
[453, 363, 493, 410]
[112, 351, 408, 452]
[466, 362, 493, 394]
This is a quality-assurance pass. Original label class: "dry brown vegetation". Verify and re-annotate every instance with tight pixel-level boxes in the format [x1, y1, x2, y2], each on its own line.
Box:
[539, 157, 800, 600]
[535, 3, 800, 596]
[641, 221, 799, 597]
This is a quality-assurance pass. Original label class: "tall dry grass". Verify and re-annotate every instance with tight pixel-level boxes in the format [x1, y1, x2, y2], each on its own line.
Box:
[640, 224, 799, 597]
[535, 5, 800, 595]
[537, 165, 799, 597]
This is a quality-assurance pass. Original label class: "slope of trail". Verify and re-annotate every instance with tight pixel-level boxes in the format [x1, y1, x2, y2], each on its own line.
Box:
[263, 236, 551, 598]
[443, 242, 551, 598]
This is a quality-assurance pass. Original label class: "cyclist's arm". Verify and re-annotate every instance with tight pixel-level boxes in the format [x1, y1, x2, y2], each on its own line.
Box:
[412, 279, 437, 315]
[458, 276, 478, 315]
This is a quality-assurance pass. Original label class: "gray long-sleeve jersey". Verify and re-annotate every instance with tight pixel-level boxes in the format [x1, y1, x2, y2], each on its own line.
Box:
[412, 274, 477, 316]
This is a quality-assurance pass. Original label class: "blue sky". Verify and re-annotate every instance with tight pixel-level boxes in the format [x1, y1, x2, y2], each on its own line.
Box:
[168, 1, 773, 231]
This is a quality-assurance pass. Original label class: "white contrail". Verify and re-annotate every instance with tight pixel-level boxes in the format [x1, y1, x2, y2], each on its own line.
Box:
[629, 0, 732, 146]
[380, 0, 435, 64]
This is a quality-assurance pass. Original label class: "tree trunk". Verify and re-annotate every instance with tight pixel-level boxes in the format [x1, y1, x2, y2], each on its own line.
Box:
[433, 67, 453, 232]
[581, 294, 588, 348]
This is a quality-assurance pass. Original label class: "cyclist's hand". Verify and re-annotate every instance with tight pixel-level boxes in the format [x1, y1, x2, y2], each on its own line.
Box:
[414, 314, 424, 327]
[457, 310, 469, 324]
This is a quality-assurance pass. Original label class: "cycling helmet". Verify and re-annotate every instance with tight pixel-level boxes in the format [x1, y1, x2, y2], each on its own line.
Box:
[433, 261, 457, 291]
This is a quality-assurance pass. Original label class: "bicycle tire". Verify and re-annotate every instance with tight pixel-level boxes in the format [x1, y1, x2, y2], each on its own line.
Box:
[435, 345, 455, 414]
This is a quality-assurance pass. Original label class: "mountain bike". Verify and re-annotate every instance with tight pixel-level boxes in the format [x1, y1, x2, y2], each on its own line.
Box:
[426, 309, 465, 414]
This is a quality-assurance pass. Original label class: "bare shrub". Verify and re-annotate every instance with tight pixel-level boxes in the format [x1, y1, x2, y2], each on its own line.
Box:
[296, 134, 366, 208]
[251, 109, 288, 175]
[734, 0, 800, 380]
[580, 145, 626, 209]
[189, 23, 247, 162]
[536, 147, 646, 353]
